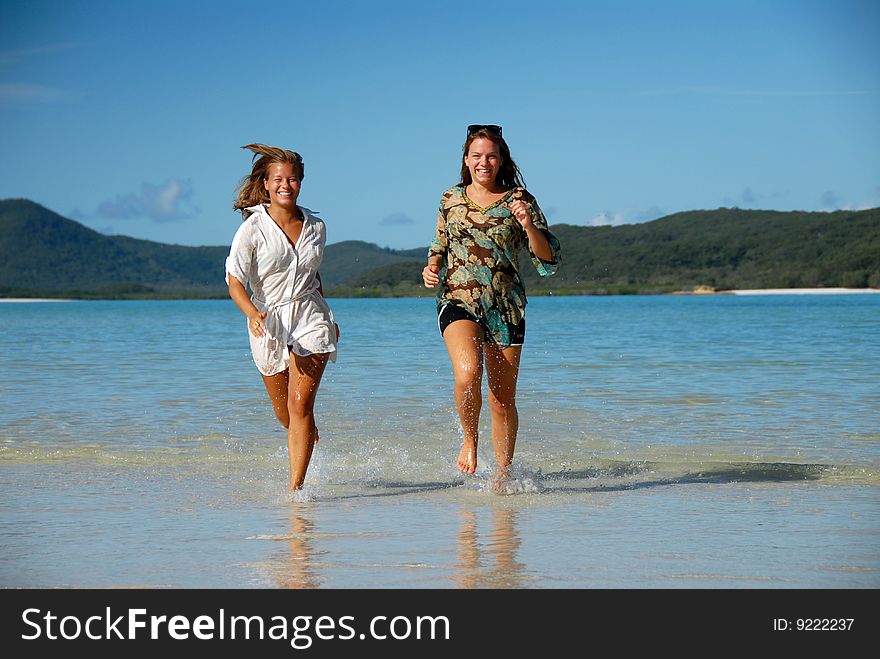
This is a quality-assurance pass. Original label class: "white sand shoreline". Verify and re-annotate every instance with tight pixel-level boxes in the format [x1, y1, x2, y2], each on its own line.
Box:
[728, 288, 880, 296]
[1, 288, 879, 303]
[0, 298, 78, 303]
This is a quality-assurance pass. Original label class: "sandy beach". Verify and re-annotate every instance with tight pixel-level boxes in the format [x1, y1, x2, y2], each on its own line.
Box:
[729, 288, 880, 295]
[2, 289, 879, 302]
[675, 287, 880, 296]
[0, 298, 76, 303]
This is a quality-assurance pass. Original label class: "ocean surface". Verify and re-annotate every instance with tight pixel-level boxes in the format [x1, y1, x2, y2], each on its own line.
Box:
[1, 295, 878, 588]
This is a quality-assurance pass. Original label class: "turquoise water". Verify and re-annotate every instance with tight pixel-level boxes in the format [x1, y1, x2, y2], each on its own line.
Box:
[1, 295, 878, 587]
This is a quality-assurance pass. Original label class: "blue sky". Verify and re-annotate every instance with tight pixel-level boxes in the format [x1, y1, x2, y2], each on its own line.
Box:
[1, 0, 878, 250]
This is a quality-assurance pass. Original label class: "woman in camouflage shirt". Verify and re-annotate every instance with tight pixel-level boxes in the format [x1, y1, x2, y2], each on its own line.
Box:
[422, 125, 560, 485]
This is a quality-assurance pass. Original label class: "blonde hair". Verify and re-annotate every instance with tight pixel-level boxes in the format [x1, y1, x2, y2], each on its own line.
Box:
[233, 143, 305, 211]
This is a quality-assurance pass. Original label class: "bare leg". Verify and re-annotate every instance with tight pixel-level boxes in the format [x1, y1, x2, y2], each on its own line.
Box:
[488, 509, 524, 586]
[454, 510, 480, 589]
[261, 369, 291, 428]
[485, 343, 522, 483]
[286, 352, 329, 490]
[280, 504, 319, 588]
[443, 320, 484, 474]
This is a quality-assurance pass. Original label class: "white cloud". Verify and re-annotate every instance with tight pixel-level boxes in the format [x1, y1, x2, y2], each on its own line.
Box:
[379, 212, 415, 226]
[587, 205, 665, 227]
[819, 190, 840, 209]
[0, 43, 77, 66]
[637, 86, 871, 98]
[634, 206, 665, 222]
[0, 44, 80, 105]
[0, 83, 73, 104]
[722, 187, 790, 208]
[817, 189, 880, 212]
[860, 186, 880, 210]
[844, 187, 880, 212]
[97, 178, 198, 223]
[588, 211, 629, 227]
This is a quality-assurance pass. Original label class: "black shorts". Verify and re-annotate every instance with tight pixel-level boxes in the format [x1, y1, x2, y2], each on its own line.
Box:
[437, 304, 525, 346]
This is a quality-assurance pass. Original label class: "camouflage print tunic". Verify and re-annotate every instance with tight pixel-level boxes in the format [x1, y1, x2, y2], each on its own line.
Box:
[428, 185, 561, 346]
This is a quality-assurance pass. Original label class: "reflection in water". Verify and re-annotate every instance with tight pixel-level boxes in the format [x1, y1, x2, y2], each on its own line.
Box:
[275, 504, 321, 589]
[454, 509, 525, 588]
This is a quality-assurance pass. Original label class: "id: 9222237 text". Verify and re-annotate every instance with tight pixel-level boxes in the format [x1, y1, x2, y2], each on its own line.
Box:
[773, 618, 854, 631]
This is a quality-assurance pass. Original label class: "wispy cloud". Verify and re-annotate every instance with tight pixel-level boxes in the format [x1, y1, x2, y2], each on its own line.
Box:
[862, 186, 880, 210]
[0, 42, 77, 66]
[636, 86, 872, 98]
[820, 188, 880, 212]
[97, 179, 198, 223]
[588, 211, 629, 227]
[633, 206, 665, 222]
[588, 205, 665, 227]
[820, 190, 840, 209]
[0, 83, 74, 104]
[722, 187, 790, 208]
[379, 212, 415, 226]
[0, 43, 80, 105]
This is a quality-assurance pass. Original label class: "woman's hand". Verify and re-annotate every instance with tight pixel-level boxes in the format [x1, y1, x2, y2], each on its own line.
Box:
[422, 263, 440, 288]
[509, 199, 534, 229]
[248, 311, 268, 337]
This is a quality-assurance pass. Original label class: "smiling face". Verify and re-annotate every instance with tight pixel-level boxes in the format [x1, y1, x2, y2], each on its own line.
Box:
[263, 162, 301, 210]
[464, 137, 503, 188]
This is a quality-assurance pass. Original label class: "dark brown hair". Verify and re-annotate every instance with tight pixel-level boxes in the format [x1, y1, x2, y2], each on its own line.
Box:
[457, 127, 525, 189]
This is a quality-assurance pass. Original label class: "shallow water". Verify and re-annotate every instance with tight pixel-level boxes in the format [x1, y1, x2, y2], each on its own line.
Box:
[1, 295, 878, 587]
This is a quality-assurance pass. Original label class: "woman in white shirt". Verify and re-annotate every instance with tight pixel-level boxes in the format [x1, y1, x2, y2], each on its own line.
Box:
[226, 144, 338, 491]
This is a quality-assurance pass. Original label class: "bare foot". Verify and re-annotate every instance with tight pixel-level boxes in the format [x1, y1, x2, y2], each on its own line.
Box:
[457, 442, 477, 474]
[491, 465, 512, 493]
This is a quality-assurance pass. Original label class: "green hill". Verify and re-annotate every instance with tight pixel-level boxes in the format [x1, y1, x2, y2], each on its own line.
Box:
[0, 199, 229, 297]
[531, 208, 880, 293]
[0, 199, 425, 298]
[317, 240, 426, 287]
[344, 207, 880, 295]
[1, 199, 878, 298]
[337, 261, 428, 297]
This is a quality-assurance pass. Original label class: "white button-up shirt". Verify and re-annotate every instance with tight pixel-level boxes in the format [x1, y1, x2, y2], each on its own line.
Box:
[225, 204, 337, 376]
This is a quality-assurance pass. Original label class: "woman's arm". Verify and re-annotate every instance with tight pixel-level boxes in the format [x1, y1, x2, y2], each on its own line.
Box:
[423, 256, 443, 288]
[522, 223, 553, 261]
[510, 196, 561, 275]
[228, 275, 266, 337]
[423, 204, 447, 287]
[510, 199, 552, 260]
[314, 272, 340, 339]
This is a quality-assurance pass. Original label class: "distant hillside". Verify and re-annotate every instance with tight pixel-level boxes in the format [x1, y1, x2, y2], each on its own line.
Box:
[1, 199, 877, 298]
[343, 207, 880, 295]
[318, 240, 425, 287]
[0, 199, 425, 297]
[531, 207, 880, 293]
[0, 199, 229, 297]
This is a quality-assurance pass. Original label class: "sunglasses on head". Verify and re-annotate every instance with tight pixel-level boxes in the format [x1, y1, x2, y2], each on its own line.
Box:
[467, 124, 502, 136]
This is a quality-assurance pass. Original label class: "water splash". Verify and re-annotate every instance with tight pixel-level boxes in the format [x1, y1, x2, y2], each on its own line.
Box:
[285, 487, 316, 503]
[472, 464, 545, 495]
